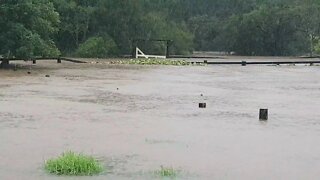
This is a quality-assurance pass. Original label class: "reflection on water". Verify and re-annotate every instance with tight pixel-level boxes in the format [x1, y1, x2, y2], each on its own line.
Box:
[0, 62, 320, 179]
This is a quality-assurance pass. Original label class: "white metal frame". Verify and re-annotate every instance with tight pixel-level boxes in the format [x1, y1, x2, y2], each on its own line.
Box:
[136, 47, 166, 59]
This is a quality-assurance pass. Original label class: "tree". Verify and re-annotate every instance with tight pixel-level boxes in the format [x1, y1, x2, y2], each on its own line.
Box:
[314, 37, 320, 54]
[2, 0, 318, 58]
[52, 0, 98, 54]
[222, 5, 303, 56]
[188, 15, 221, 51]
[0, 0, 60, 58]
[138, 12, 193, 55]
[294, 1, 320, 56]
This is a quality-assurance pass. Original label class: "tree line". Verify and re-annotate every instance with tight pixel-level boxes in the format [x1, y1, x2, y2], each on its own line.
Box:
[0, 0, 320, 58]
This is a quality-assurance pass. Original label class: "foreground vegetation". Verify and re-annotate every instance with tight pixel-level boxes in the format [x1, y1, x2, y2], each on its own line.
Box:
[1, 0, 320, 58]
[45, 151, 103, 176]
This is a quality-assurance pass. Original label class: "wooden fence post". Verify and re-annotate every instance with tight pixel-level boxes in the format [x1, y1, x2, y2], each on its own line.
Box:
[259, 109, 268, 120]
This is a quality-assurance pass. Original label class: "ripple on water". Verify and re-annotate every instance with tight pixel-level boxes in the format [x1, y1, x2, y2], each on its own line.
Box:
[0, 112, 36, 129]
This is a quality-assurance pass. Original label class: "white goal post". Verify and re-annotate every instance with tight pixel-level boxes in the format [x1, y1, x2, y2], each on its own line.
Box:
[135, 47, 166, 59]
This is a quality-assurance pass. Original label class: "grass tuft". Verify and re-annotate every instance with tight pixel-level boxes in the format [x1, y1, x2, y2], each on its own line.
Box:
[45, 151, 103, 176]
[154, 166, 179, 178]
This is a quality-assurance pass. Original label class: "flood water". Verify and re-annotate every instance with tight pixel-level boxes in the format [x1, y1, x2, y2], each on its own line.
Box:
[1, 61, 320, 179]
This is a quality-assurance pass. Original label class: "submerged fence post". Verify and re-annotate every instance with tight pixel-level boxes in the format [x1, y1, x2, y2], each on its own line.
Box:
[199, 103, 206, 108]
[0, 60, 9, 66]
[259, 109, 268, 121]
[166, 41, 170, 58]
[57, 57, 61, 63]
[131, 39, 137, 58]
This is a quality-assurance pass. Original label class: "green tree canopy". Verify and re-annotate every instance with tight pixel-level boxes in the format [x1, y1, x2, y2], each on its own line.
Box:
[1, 0, 320, 57]
[0, 0, 60, 58]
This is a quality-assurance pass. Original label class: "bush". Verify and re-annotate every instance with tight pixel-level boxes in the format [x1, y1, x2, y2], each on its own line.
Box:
[314, 36, 320, 55]
[167, 22, 194, 55]
[45, 151, 103, 176]
[76, 36, 118, 58]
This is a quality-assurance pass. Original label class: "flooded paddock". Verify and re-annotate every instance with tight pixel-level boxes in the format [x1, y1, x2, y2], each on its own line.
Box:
[0, 60, 320, 179]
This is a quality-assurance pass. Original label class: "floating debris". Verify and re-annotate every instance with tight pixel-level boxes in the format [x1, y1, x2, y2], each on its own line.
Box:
[199, 103, 206, 108]
[108, 59, 204, 66]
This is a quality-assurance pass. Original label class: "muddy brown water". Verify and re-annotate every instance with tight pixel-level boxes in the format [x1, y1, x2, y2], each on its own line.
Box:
[1, 60, 320, 179]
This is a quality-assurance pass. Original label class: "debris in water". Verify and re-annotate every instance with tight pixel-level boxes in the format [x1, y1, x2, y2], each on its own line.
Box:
[259, 109, 268, 121]
[199, 103, 206, 108]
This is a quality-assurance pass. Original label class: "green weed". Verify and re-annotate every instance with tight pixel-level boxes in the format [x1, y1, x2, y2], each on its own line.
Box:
[45, 151, 103, 176]
[154, 166, 179, 178]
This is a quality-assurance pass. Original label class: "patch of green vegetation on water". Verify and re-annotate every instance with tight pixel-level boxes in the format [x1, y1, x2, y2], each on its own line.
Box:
[154, 166, 180, 178]
[45, 151, 103, 176]
[109, 59, 204, 66]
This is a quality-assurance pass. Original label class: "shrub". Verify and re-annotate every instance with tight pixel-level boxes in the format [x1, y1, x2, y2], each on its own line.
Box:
[45, 151, 103, 176]
[76, 36, 118, 58]
[314, 36, 320, 55]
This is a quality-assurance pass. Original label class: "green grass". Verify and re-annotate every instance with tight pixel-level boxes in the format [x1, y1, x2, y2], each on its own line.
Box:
[109, 59, 201, 66]
[154, 166, 179, 178]
[45, 151, 103, 176]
